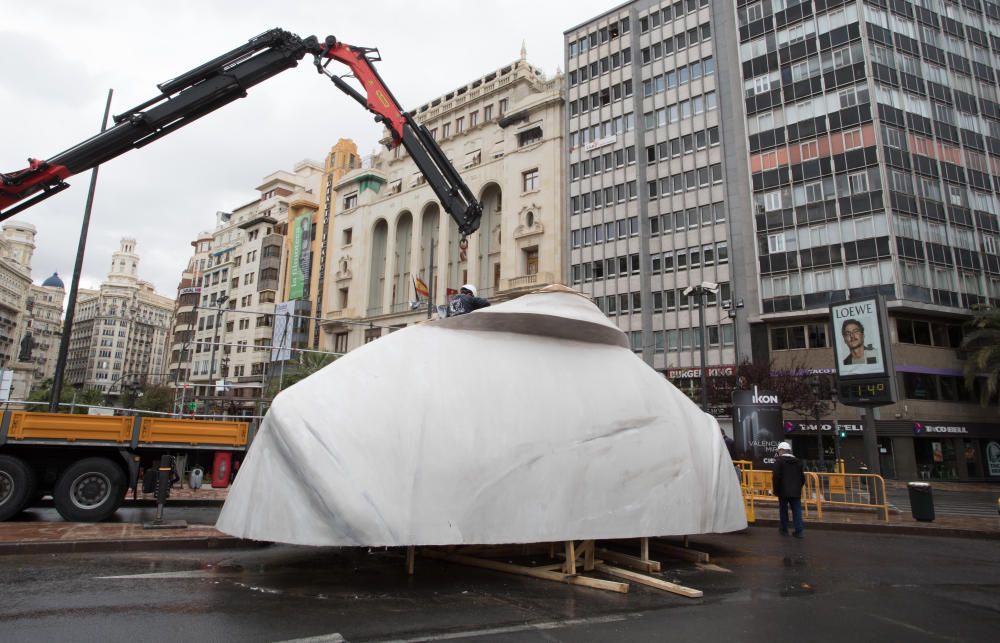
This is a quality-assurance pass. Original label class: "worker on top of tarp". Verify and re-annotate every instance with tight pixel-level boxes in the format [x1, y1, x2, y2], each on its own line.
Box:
[447, 283, 490, 317]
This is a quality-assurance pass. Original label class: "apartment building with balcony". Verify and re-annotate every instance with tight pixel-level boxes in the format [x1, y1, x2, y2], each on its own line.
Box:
[64, 239, 173, 399]
[321, 51, 565, 352]
[187, 160, 323, 414]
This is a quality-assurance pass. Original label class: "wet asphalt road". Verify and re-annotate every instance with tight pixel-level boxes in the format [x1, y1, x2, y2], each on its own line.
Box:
[0, 528, 997, 642]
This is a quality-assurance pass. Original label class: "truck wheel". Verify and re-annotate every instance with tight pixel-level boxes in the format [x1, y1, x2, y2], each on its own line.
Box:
[0, 455, 37, 521]
[53, 457, 125, 522]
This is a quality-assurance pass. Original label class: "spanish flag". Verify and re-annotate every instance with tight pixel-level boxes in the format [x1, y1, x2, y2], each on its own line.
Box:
[413, 276, 430, 300]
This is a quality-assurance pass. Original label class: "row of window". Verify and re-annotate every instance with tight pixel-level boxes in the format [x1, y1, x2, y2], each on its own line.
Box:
[651, 202, 727, 233]
[628, 324, 735, 353]
[641, 56, 715, 97]
[646, 163, 724, 199]
[570, 180, 638, 213]
[639, 22, 713, 66]
[567, 16, 630, 59]
[427, 99, 509, 141]
[570, 146, 636, 181]
[642, 91, 719, 129]
[568, 81, 633, 119]
[763, 213, 890, 255]
[571, 242, 729, 280]
[568, 114, 636, 147]
[638, 0, 709, 34]
[570, 217, 639, 247]
[645, 127, 722, 164]
[567, 48, 632, 87]
[761, 260, 894, 299]
[590, 284, 734, 320]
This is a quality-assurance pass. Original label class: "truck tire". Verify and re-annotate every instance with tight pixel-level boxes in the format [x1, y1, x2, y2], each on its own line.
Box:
[53, 457, 126, 522]
[0, 455, 37, 521]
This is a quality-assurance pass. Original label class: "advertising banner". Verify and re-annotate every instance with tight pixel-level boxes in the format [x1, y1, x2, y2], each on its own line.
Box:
[271, 301, 294, 362]
[732, 387, 783, 467]
[830, 297, 888, 378]
[289, 213, 312, 300]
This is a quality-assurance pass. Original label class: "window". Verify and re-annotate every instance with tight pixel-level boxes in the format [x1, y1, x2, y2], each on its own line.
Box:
[342, 228, 353, 246]
[484, 105, 493, 121]
[847, 172, 869, 195]
[343, 193, 358, 210]
[842, 128, 863, 150]
[499, 98, 508, 116]
[469, 111, 479, 127]
[441, 123, 450, 137]
[456, 116, 465, 133]
[800, 141, 819, 160]
[522, 168, 539, 192]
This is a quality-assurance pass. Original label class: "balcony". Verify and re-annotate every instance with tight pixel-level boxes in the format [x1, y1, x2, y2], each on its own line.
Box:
[504, 271, 553, 292]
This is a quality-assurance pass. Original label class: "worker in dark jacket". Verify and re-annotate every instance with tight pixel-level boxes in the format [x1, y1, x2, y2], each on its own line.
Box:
[772, 441, 805, 538]
[447, 283, 490, 317]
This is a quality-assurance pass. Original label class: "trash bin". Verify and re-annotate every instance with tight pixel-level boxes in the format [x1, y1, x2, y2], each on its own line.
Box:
[907, 482, 934, 522]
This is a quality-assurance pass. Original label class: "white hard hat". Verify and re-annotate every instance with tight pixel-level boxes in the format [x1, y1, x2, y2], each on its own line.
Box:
[777, 441, 792, 452]
[461, 284, 477, 297]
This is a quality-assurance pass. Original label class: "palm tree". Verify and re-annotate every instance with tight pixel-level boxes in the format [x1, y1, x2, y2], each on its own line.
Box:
[264, 351, 337, 399]
[961, 306, 1000, 410]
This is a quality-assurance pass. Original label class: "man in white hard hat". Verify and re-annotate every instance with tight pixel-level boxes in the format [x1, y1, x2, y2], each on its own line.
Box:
[772, 441, 805, 538]
[446, 283, 490, 317]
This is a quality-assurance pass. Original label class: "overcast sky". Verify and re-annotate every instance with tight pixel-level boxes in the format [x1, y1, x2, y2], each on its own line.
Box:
[2, 0, 615, 299]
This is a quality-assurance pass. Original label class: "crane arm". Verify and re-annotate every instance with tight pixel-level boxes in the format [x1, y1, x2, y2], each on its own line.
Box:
[0, 29, 482, 236]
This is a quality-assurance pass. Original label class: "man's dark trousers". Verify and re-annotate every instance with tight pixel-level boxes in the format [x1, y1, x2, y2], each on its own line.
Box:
[779, 497, 804, 536]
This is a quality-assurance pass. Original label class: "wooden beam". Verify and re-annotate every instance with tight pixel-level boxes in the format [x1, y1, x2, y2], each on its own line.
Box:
[640, 537, 649, 562]
[581, 540, 595, 572]
[649, 540, 710, 563]
[595, 563, 703, 598]
[596, 547, 661, 573]
[422, 549, 629, 593]
[563, 541, 577, 575]
[406, 546, 415, 576]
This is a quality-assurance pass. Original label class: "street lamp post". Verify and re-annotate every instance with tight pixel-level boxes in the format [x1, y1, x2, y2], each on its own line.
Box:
[683, 281, 720, 413]
[207, 294, 228, 413]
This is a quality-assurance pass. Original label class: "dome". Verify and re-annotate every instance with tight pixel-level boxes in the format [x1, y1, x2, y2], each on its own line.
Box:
[41, 272, 65, 289]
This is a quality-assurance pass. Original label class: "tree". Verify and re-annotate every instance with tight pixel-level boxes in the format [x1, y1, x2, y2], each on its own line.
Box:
[26, 379, 106, 413]
[706, 357, 831, 418]
[135, 384, 175, 414]
[961, 306, 1000, 411]
[264, 351, 337, 399]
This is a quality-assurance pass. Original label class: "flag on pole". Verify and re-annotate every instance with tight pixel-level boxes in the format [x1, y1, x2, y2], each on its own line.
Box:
[413, 276, 430, 300]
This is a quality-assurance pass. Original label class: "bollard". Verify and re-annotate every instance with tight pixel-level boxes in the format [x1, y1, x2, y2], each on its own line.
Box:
[143, 455, 188, 530]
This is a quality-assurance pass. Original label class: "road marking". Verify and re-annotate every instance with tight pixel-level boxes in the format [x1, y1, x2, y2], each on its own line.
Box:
[358, 614, 634, 643]
[97, 570, 230, 579]
[275, 636, 346, 643]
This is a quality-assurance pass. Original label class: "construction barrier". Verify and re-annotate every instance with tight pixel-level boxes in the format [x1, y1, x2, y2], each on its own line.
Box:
[734, 461, 889, 522]
[809, 471, 890, 522]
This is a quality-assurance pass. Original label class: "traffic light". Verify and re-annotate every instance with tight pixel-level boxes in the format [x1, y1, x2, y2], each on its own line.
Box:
[838, 428, 847, 439]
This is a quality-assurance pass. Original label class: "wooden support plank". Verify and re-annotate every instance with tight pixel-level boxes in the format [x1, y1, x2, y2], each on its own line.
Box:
[648, 540, 710, 563]
[640, 537, 649, 562]
[406, 546, 415, 576]
[563, 541, 577, 575]
[422, 549, 628, 593]
[595, 563, 702, 598]
[596, 547, 661, 573]
[581, 540, 595, 572]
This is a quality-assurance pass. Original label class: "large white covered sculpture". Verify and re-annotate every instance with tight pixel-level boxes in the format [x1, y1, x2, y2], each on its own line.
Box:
[217, 286, 747, 546]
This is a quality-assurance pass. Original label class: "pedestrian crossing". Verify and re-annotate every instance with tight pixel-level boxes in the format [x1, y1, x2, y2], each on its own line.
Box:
[888, 493, 1000, 518]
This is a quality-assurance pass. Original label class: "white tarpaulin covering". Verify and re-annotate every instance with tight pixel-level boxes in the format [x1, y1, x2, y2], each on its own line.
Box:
[217, 286, 747, 546]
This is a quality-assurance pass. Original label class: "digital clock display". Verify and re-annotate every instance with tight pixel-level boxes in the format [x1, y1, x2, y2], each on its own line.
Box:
[839, 377, 894, 405]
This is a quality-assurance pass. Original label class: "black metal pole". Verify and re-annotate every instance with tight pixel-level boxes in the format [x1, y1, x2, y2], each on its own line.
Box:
[862, 405, 881, 476]
[426, 237, 434, 320]
[50, 89, 113, 412]
[699, 290, 708, 412]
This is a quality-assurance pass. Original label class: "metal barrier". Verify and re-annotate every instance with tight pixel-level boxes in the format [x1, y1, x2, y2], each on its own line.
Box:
[808, 471, 890, 522]
[734, 461, 889, 522]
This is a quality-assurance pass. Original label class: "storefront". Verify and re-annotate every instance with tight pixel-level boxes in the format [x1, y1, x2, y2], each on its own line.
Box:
[783, 419, 1000, 481]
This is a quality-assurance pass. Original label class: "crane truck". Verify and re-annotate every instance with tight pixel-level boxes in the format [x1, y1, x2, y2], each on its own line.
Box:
[0, 28, 484, 522]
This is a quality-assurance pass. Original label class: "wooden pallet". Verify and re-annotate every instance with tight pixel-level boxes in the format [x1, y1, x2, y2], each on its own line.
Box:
[409, 537, 703, 598]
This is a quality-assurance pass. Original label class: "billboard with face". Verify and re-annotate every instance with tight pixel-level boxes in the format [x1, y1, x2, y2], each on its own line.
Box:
[831, 298, 887, 378]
